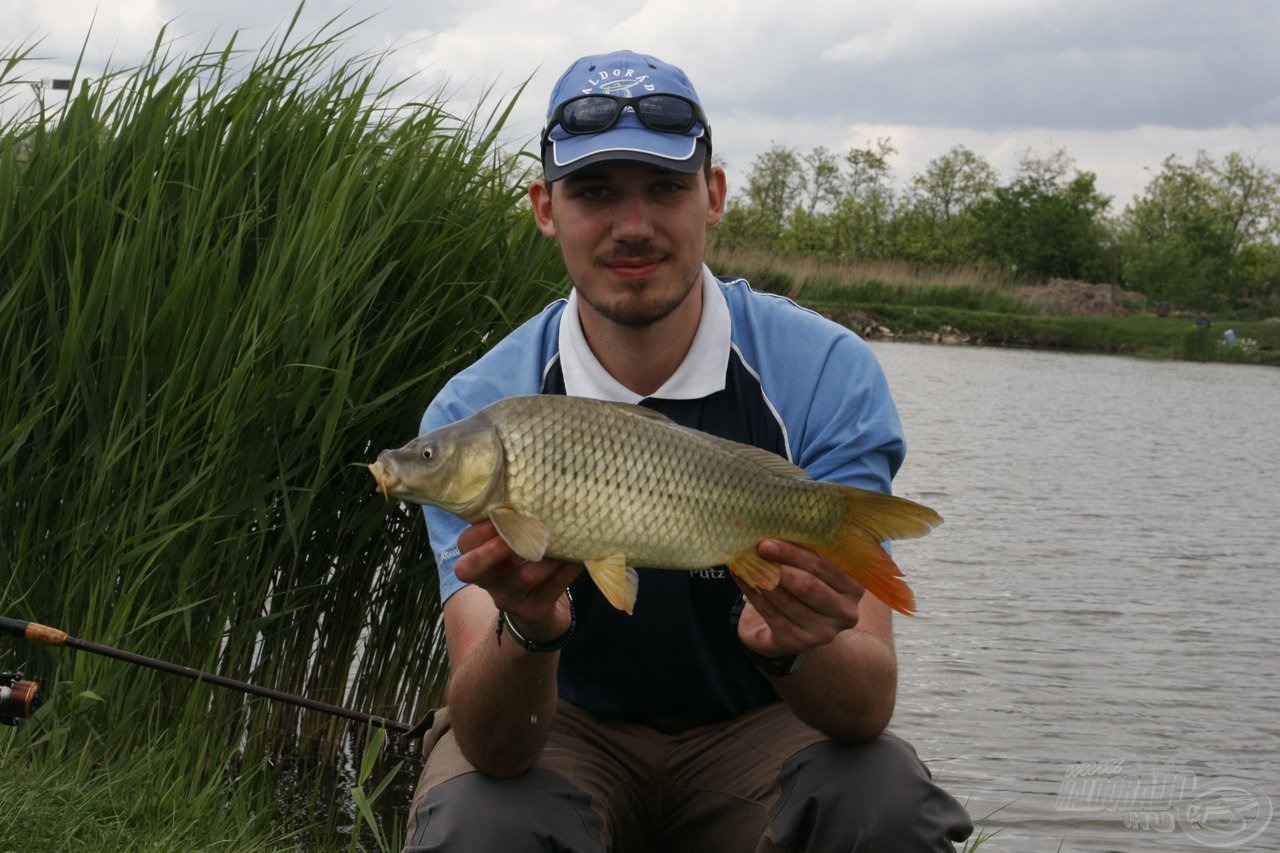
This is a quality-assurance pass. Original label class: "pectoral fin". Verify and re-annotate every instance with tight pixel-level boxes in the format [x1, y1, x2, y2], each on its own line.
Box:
[489, 506, 552, 562]
[585, 554, 639, 615]
[726, 550, 783, 591]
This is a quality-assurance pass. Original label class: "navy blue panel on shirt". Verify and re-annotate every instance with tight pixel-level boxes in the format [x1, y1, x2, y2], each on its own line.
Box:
[540, 351, 786, 723]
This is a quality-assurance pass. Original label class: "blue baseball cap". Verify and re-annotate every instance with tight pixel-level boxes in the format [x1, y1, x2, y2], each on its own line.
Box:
[541, 50, 710, 181]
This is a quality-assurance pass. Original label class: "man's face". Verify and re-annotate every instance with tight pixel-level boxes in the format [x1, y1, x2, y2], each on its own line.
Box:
[530, 160, 727, 328]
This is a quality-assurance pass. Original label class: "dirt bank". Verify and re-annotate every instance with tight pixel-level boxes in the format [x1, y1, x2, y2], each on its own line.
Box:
[1006, 279, 1147, 317]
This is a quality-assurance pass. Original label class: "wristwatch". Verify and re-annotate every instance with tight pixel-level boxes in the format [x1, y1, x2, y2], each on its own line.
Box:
[742, 646, 812, 677]
[729, 594, 811, 677]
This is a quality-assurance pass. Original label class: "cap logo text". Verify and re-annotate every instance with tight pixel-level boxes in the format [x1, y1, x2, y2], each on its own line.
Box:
[581, 67, 655, 97]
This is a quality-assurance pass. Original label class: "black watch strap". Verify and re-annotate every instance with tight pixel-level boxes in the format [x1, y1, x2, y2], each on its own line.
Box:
[742, 646, 811, 677]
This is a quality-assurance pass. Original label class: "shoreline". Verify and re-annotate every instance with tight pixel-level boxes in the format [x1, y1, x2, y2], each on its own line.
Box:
[812, 304, 1280, 367]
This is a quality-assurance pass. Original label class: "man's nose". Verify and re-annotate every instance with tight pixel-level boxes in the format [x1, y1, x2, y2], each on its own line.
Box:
[611, 196, 657, 242]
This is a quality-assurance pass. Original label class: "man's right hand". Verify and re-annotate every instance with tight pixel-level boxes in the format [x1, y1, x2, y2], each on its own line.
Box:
[439, 522, 583, 777]
[454, 520, 582, 645]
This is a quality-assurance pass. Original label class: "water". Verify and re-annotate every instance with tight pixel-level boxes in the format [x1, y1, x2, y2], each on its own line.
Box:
[874, 342, 1280, 851]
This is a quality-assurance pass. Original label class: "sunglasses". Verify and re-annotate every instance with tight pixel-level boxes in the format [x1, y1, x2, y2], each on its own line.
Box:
[541, 93, 710, 149]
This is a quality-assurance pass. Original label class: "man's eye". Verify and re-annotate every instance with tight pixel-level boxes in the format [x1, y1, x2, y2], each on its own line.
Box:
[655, 179, 690, 194]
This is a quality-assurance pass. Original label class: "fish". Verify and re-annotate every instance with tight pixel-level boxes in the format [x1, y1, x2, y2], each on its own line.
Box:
[367, 395, 941, 616]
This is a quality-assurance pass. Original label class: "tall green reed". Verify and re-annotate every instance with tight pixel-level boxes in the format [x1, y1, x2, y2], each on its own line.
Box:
[1, 12, 564, 781]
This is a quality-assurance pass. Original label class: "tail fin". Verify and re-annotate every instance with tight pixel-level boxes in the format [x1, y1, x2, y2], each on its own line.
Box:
[812, 487, 942, 617]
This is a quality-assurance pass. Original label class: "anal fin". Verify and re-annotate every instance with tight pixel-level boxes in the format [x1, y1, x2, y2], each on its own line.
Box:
[726, 550, 783, 591]
[585, 554, 639, 615]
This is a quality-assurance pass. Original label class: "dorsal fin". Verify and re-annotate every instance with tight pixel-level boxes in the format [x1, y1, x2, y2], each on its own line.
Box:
[699, 433, 810, 479]
[619, 402, 676, 422]
[598, 397, 807, 478]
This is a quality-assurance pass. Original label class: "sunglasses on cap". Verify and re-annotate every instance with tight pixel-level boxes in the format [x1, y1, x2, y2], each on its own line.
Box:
[541, 93, 710, 146]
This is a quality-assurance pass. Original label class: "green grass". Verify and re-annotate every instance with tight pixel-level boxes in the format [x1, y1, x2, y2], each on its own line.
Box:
[0, 734, 293, 850]
[803, 278, 1028, 314]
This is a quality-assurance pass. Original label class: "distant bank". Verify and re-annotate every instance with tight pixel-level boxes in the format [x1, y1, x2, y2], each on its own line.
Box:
[811, 304, 1280, 367]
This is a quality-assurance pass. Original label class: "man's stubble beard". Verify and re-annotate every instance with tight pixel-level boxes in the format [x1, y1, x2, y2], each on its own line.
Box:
[574, 265, 701, 329]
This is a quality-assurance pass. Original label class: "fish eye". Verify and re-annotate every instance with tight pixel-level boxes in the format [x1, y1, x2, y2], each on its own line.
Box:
[422, 446, 434, 460]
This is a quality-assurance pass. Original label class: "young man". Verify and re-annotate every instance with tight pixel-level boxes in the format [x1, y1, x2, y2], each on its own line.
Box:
[404, 50, 973, 851]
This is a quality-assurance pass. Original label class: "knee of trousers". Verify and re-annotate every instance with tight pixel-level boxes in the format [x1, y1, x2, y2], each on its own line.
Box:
[768, 736, 973, 851]
[405, 768, 606, 852]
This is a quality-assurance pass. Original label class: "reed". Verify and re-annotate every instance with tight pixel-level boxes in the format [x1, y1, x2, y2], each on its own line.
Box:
[707, 247, 1010, 297]
[1, 11, 564, 842]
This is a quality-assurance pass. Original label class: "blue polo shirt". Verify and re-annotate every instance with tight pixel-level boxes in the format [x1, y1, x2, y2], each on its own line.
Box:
[421, 268, 906, 723]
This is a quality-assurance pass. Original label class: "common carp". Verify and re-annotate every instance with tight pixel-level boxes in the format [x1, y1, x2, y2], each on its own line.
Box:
[368, 395, 940, 615]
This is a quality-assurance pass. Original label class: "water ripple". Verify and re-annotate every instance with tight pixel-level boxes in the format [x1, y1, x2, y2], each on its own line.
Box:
[875, 343, 1280, 851]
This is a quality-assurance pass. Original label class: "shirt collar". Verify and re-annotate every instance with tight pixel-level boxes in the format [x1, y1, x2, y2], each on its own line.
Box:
[559, 266, 730, 403]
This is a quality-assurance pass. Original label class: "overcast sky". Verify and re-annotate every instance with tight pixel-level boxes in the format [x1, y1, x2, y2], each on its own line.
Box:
[7, 0, 1279, 209]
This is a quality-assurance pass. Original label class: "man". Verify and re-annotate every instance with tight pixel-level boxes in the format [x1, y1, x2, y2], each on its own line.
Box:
[404, 50, 973, 851]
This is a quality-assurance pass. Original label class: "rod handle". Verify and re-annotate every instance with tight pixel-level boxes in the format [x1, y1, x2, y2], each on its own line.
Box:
[0, 616, 28, 639]
[0, 617, 68, 645]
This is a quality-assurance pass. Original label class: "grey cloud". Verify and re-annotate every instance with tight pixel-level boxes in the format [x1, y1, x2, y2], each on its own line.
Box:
[710, 1, 1280, 132]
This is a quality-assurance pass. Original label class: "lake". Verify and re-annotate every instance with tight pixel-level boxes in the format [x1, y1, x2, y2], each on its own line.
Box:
[875, 342, 1280, 851]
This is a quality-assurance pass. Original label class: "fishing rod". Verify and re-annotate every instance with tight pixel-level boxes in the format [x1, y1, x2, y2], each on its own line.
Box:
[0, 616, 434, 740]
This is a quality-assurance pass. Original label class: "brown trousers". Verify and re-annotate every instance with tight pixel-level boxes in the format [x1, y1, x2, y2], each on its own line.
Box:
[405, 700, 972, 852]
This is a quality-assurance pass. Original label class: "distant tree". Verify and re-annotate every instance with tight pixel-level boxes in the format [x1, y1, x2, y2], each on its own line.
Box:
[719, 140, 901, 259]
[969, 148, 1112, 281]
[776, 147, 846, 257]
[743, 144, 805, 225]
[714, 145, 805, 251]
[1119, 151, 1280, 305]
[801, 146, 843, 216]
[713, 201, 784, 253]
[899, 145, 997, 263]
[841, 137, 897, 205]
[821, 138, 898, 259]
[716, 144, 803, 251]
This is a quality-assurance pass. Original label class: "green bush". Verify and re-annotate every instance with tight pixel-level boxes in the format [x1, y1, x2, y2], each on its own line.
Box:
[1182, 328, 1217, 361]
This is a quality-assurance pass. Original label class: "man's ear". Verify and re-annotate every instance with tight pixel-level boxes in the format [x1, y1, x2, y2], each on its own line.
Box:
[706, 166, 727, 227]
[529, 179, 557, 238]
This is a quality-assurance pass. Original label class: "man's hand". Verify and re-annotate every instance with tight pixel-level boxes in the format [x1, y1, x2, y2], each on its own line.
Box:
[454, 520, 582, 644]
[732, 538, 897, 742]
[442, 521, 584, 777]
[733, 538, 865, 659]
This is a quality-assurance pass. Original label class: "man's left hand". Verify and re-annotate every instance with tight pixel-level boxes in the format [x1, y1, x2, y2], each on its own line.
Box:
[733, 539, 865, 659]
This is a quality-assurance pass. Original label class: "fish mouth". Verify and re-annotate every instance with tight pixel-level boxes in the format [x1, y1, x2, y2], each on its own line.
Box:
[367, 459, 400, 499]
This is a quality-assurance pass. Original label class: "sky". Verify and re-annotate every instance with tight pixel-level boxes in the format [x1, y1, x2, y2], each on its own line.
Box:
[6, 0, 1280, 211]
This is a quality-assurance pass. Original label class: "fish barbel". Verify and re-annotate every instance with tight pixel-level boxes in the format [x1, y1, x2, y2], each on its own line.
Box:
[368, 395, 941, 615]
